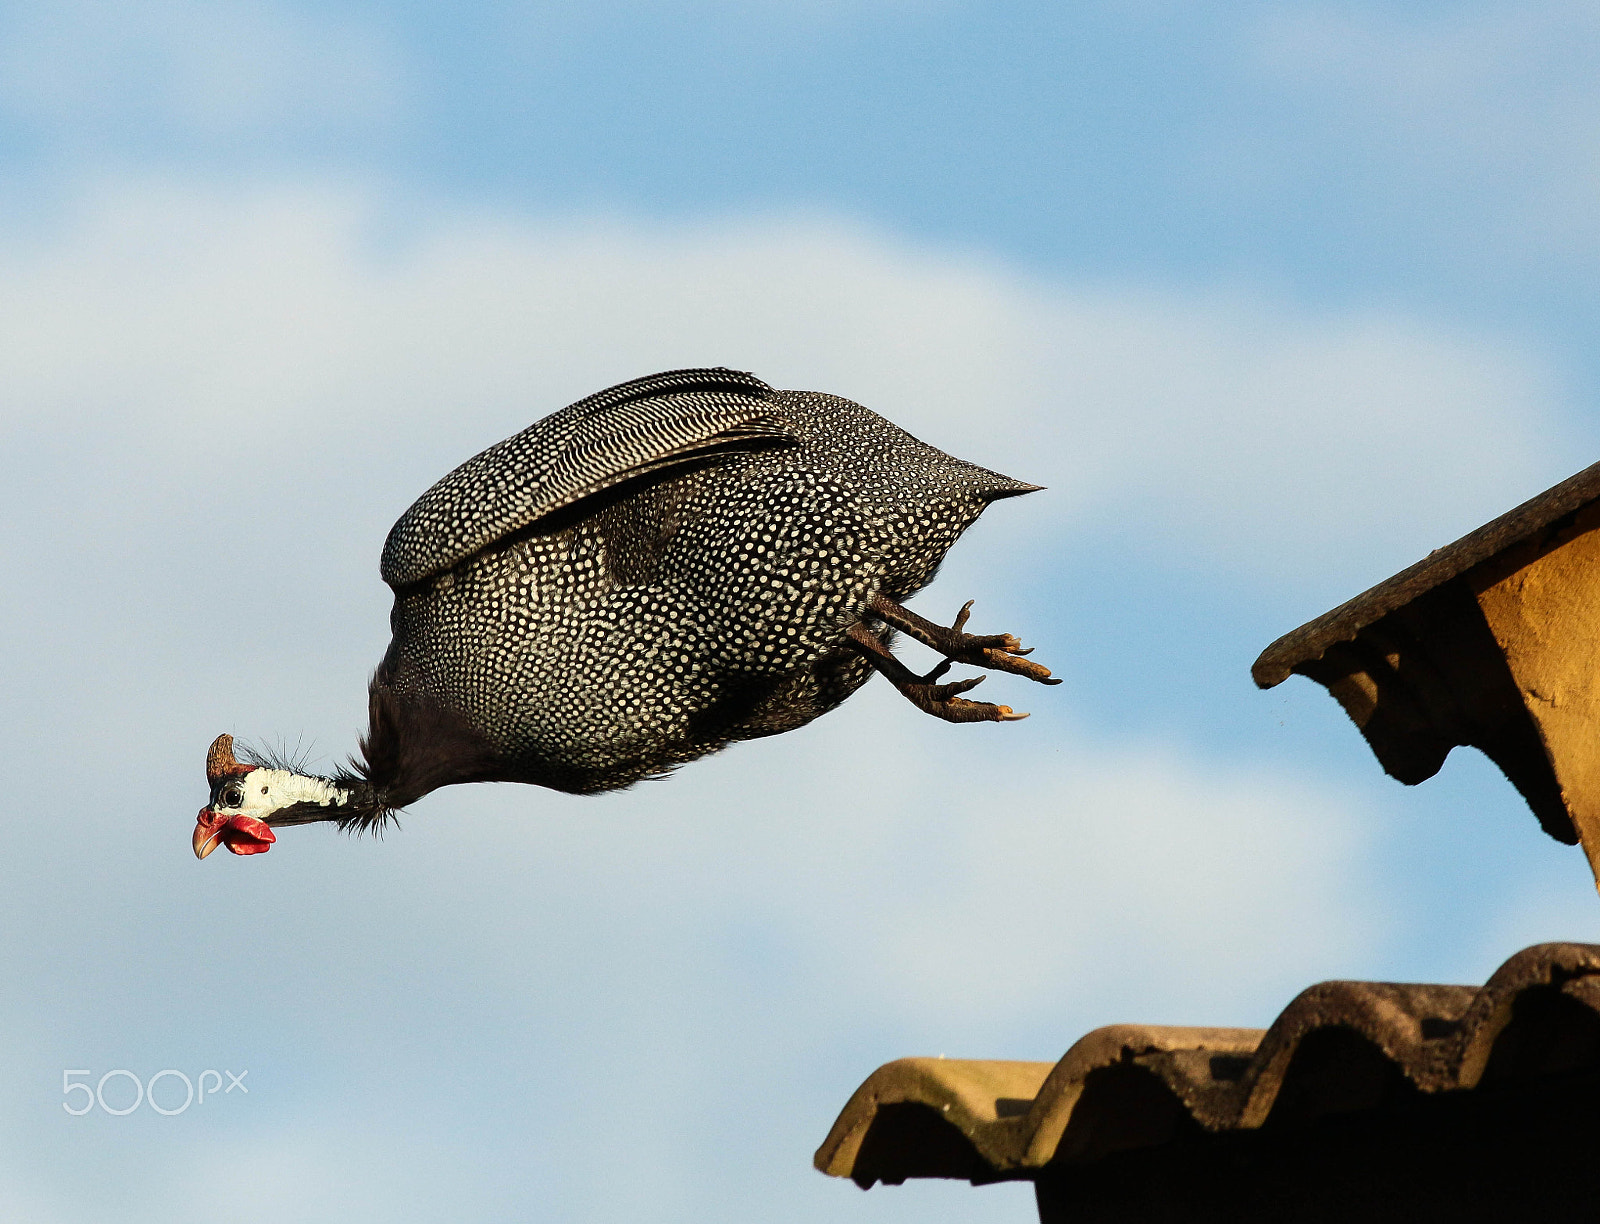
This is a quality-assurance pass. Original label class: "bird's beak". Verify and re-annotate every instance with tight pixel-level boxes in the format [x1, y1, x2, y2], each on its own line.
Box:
[192, 808, 276, 859]
[193, 810, 224, 859]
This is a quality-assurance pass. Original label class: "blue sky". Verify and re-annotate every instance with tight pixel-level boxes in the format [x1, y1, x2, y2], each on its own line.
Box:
[3, 2, 1600, 1221]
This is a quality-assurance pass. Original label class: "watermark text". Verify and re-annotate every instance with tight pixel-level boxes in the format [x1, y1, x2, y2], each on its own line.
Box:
[62, 1069, 248, 1116]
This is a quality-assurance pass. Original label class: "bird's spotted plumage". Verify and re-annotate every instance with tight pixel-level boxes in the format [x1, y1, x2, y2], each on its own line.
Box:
[195, 368, 1056, 852]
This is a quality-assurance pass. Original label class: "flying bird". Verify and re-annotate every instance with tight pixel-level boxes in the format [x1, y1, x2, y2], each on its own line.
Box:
[194, 368, 1059, 858]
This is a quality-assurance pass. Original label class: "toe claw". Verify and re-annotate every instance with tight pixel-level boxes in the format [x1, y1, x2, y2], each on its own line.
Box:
[938, 675, 984, 698]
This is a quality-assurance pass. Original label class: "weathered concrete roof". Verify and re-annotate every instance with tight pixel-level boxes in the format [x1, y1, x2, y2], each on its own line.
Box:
[816, 942, 1600, 1188]
[1249, 460, 1600, 887]
[1252, 460, 1600, 691]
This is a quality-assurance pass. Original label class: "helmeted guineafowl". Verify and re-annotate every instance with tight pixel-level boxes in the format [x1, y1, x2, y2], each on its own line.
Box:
[194, 368, 1059, 857]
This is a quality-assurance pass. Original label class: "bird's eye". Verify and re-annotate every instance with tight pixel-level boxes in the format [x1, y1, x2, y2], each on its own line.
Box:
[222, 785, 244, 808]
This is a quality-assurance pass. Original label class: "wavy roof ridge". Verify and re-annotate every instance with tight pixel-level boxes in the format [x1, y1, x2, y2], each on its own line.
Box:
[816, 941, 1600, 1187]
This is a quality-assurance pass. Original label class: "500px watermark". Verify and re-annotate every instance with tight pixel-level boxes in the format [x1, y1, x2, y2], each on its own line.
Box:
[62, 1069, 248, 1116]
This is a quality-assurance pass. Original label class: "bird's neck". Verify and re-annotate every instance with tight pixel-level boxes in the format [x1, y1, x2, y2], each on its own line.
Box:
[260, 771, 392, 832]
[357, 664, 511, 811]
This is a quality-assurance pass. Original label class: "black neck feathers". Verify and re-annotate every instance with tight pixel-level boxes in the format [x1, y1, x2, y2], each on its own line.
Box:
[355, 665, 508, 815]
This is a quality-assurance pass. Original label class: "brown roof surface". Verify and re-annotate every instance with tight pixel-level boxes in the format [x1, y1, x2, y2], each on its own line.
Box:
[1252, 460, 1600, 689]
[816, 942, 1600, 1188]
[1242, 459, 1600, 863]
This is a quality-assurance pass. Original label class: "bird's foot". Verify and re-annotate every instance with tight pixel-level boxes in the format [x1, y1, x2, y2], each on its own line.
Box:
[897, 670, 1029, 723]
[870, 595, 1062, 686]
[844, 623, 1036, 722]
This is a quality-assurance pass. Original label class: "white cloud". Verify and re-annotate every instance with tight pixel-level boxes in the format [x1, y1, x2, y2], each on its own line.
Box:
[0, 689, 1384, 1222]
[0, 177, 1573, 589]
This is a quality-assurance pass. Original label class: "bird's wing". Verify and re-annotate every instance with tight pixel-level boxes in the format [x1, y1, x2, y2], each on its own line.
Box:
[381, 368, 797, 588]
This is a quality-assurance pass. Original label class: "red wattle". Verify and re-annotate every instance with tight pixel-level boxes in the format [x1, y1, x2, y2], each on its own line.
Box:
[221, 815, 276, 855]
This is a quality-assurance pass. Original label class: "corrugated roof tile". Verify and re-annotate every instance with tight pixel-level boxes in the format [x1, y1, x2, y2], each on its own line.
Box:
[816, 942, 1600, 1188]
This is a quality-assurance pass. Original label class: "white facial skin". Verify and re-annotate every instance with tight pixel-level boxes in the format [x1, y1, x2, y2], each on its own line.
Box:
[213, 769, 351, 820]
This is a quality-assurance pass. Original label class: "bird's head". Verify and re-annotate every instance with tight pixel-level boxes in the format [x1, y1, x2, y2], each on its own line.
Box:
[193, 735, 279, 859]
[193, 734, 360, 858]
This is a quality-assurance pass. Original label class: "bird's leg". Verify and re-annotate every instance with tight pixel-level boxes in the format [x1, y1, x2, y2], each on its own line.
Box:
[867, 594, 1062, 685]
[845, 623, 1029, 723]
